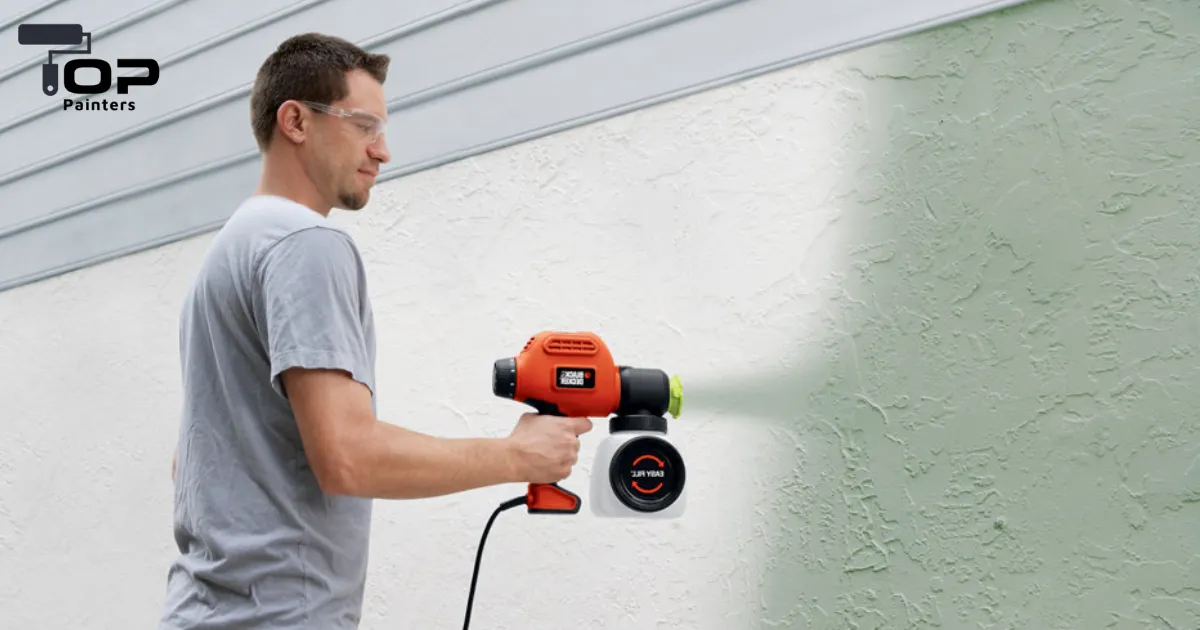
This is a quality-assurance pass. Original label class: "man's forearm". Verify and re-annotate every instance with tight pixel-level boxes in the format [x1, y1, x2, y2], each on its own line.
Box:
[336, 420, 521, 499]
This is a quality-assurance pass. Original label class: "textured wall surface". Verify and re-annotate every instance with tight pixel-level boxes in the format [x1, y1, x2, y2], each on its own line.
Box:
[2, 0, 1199, 628]
[717, 0, 1200, 627]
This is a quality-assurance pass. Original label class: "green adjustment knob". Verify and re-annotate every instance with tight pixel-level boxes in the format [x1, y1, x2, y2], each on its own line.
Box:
[668, 374, 683, 418]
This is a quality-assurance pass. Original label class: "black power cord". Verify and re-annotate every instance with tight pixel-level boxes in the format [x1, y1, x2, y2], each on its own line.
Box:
[462, 495, 527, 630]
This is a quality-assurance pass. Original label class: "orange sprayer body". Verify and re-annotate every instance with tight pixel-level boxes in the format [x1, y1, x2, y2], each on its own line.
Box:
[510, 331, 621, 417]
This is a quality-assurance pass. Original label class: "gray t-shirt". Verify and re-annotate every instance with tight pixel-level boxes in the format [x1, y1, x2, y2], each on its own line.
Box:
[159, 194, 377, 629]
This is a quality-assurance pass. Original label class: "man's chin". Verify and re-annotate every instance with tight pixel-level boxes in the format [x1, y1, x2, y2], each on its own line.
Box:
[336, 190, 370, 211]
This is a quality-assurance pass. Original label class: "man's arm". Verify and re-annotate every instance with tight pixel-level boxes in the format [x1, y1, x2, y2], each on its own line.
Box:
[257, 227, 583, 499]
[281, 367, 521, 498]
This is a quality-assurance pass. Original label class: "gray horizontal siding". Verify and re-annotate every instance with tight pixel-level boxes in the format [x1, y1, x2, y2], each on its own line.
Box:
[0, 0, 1030, 293]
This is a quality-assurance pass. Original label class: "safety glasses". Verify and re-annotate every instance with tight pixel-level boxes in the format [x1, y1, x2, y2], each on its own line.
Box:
[299, 100, 387, 144]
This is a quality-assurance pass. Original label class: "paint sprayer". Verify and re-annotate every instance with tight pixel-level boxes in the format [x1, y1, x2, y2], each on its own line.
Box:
[460, 330, 686, 628]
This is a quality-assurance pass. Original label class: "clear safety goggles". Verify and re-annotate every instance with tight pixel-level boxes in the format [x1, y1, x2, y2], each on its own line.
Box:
[300, 100, 387, 144]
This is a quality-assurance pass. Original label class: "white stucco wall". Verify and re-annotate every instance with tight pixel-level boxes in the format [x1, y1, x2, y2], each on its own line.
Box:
[3, 0, 1199, 627]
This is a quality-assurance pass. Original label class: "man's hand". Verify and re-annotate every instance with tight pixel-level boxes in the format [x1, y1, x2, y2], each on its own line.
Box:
[505, 413, 593, 483]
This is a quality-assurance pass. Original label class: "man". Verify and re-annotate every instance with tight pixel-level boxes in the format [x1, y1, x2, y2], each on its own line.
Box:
[159, 32, 592, 629]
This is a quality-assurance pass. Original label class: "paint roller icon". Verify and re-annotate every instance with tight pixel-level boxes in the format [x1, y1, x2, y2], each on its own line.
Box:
[17, 23, 92, 96]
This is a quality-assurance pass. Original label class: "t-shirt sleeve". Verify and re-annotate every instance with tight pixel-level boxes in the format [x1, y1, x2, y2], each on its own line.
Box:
[256, 226, 373, 400]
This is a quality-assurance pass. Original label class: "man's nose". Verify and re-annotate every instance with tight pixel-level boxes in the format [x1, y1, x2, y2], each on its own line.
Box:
[368, 135, 391, 164]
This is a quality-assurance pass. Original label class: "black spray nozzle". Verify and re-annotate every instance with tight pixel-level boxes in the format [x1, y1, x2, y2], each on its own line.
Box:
[618, 367, 682, 418]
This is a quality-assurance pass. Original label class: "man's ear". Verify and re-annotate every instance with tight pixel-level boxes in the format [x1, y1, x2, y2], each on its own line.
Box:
[276, 100, 309, 144]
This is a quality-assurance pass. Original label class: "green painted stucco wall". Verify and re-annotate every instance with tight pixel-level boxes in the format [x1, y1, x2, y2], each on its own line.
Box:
[695, 0, 1200, 626]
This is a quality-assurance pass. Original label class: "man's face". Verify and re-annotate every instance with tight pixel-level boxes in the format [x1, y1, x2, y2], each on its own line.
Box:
[303, 69, 391, 211]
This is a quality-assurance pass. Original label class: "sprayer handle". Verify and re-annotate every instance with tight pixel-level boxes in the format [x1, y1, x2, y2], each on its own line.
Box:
[519, 399, 581, 513]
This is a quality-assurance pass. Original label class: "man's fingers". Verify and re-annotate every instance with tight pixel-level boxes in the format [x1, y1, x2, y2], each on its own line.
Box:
[571, 417, 594, 434]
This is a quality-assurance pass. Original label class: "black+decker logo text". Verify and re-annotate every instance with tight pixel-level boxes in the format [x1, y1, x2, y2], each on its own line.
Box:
[17, 23, 159, 111]
[555, 367, 595, 389]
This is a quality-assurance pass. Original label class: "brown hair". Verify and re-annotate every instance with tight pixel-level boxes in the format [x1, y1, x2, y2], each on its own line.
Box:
[249, 32, 390, 151]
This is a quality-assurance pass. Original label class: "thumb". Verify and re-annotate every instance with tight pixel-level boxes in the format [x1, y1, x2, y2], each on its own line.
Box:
[571, 417, 594, 435]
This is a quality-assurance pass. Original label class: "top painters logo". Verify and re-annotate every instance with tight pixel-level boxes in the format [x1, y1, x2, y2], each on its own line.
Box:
[17, 23, 159, 111]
